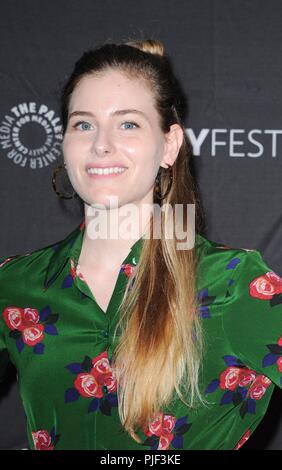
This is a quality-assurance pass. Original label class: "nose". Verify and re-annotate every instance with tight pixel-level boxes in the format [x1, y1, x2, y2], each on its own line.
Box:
[91, 128, 114, 156]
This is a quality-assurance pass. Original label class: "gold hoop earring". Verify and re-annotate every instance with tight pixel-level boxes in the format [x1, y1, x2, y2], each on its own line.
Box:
[52, 164, 77, 199]
[154, 164, 173, 203]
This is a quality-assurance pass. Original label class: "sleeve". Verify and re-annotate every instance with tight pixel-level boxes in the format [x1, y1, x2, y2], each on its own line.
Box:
[0, 258, 13, 383]
[222, 249, 282, 388]
[0, 337, 10, 383]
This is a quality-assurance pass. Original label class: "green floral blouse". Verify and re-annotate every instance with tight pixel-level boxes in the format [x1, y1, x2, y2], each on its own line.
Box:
[0, 220, 281, 450]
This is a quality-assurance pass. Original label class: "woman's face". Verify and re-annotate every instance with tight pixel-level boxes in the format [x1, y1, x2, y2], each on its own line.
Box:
[62, 68, 182, 209]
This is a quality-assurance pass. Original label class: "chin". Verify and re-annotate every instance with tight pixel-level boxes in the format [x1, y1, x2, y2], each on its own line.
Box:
[86, 194, 124, 210]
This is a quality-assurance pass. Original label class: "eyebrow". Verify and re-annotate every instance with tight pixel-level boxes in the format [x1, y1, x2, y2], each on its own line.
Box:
[68, 109, 149, 121]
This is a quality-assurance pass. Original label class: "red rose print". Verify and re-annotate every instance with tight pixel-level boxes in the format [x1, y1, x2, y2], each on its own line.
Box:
[143, 412, 177, 450]
[238, 368, 256, 387]
[92, 352, 111, 375]
[22, 324, 45, 346]
[158, 434, 174, 450]
[267, 272, 282, 290]
[3, 304, 58, 354]
[145, 412, 164, 437]
[3, 307, 24, 331]
[235, 429, 251, 450]
[277, 357, 282, 373]
[70, 352, 117, 402]
[74, 373, 103, 398]
[91, 352, 117, 392]
[32, 430, 54, 450]
[248, 375, 272, 400]
[70, 259, 86, 282]
[103, 373, 117, 393]
[121, 263, 135, 278]
[70, 259, 77, 279]
[219, 367, 241, 391]
[162, 415, 177, 434]
[259, 375, 272, 387]
[249, 271, 282, 300]
[278, 337, 282, 347]
[22, 308, 40, 324]
[145, 414, 176, 437]
[75, 265, 85, 281]
[3, 306, 41, 332]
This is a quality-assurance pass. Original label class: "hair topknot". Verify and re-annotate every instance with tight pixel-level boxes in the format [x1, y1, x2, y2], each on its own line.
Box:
[125, 39, 165, 57]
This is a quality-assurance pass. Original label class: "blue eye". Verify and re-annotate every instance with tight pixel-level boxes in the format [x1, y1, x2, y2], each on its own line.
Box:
[121, 121, 139, 130]
[73, 121, 92, 131]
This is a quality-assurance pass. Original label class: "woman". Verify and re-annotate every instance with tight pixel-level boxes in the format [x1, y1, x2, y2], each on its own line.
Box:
[0, 39, 281, 451]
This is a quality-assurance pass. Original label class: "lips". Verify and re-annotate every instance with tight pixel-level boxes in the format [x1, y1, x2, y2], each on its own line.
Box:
[86, 163, 128, 170]
[86, 166, 128, 178]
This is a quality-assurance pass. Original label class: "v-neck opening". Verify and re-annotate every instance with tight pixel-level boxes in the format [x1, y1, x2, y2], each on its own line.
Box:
[69, 221, 203, 317]
[75, 264, 123, 316]
[70, 223, 145, 317]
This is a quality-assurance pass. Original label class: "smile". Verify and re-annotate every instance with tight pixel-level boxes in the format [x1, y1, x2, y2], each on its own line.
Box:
[86, 167, 127, 176]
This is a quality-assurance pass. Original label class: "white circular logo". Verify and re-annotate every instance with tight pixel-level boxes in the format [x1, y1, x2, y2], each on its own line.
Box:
[0, 102, 63, 169]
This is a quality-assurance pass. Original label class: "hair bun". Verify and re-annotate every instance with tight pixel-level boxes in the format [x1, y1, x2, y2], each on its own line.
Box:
[126, 39, 165, 57]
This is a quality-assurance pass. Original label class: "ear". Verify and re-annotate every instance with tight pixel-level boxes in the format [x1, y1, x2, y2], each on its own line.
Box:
[160, 124, 184, 169]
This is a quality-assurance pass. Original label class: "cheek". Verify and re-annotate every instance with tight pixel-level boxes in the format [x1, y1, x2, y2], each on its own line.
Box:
[123, 140, 162, 184]
[116, 138, 141, 158]
[118, 137, 161, 162]
[62, 137, 84, 164]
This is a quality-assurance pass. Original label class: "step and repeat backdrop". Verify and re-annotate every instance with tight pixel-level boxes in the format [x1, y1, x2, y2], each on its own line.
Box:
[0, 0, 281, 450]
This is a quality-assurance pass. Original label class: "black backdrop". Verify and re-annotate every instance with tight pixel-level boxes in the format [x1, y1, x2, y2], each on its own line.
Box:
[0, 0, 281, 449]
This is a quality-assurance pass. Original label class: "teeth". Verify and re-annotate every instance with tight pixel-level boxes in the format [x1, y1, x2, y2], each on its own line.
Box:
[87, 167, 127, 175]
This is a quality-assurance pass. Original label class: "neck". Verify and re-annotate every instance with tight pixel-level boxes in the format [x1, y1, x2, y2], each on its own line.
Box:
[78, 200, 153, 271]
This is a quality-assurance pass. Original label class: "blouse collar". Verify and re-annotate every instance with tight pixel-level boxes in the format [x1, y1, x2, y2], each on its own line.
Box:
[43, 219, 145, 290]
[44, 219, 204, 290]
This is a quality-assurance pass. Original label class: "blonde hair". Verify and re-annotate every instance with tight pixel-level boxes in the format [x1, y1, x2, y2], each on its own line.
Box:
[61, 38, 204, 442]
[112, 40, 204, 441]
